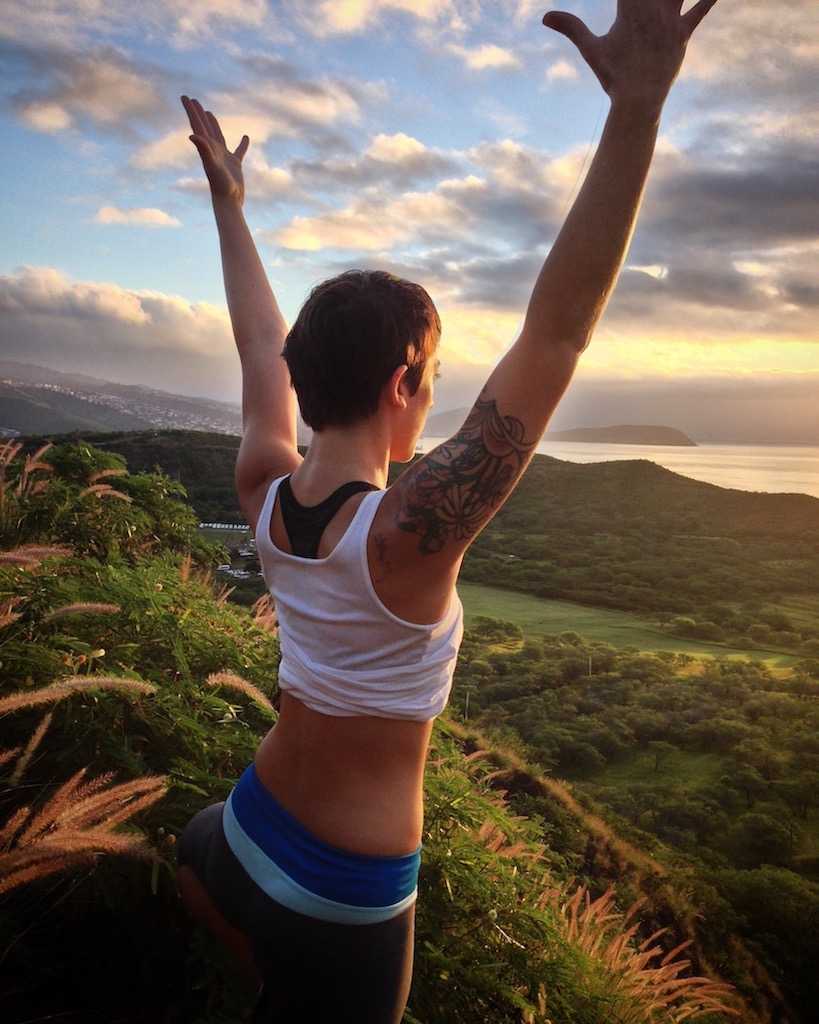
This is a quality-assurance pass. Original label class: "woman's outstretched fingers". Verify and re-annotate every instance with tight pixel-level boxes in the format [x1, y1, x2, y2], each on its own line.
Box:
[181, 95, 208, 138]
[542, 12, 604, 90]
[683, 0, 719, 36]
[205, 110, 226, 147]
[191, 98, 214, 139]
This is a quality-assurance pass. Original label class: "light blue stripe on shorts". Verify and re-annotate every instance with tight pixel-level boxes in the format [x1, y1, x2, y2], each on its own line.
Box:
[222, 787, 420, 925]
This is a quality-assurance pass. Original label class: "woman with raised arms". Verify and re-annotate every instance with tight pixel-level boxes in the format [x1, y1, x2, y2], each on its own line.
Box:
[176, 2, 719, 1020]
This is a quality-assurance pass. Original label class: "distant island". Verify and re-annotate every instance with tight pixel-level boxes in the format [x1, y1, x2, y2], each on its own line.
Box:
[424, 407, 696, 446]
[544, 424, 697, 446]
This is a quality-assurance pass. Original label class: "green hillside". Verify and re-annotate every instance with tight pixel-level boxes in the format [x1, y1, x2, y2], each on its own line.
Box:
[0, 436, 761, 1023]
[19, 428, 817, 662]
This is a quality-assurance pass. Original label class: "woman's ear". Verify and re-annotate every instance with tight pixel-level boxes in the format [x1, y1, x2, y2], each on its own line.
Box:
[387, 364, 410, 410]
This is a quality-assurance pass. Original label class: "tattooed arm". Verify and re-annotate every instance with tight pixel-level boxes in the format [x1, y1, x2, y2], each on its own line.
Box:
[383, 340, 579, 570]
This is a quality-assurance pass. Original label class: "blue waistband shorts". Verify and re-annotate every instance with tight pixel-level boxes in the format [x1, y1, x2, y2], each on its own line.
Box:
[177, 762, 422, 1022]
[223, 762, 422, 924]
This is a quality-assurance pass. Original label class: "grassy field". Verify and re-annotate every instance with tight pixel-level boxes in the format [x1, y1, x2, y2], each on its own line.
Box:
[588, 749, 725, 790]
[199, 526, 250, 544]
[777, 593, 819, 630]
[458, 581, 799, 668]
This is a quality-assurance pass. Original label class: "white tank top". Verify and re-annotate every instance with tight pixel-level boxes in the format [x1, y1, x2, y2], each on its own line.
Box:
[254, 474, 465, 721]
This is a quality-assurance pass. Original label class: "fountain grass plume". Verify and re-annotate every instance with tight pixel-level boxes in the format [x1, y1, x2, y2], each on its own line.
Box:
[206, 671, 276, 714]
[0, 544, 74, 567]
[88, 468, 128, 484]
[0, 753, 168, 895]
[0, 595, 25, 628]
[251, 592, 278, 634]
[0, 746, 23, 767]
[9, 710, 53, 785]
[79, 483, 133, 502]
[42, 602, 122, 623]
[0, 675, 156, 715]
[537, 884, 741, 1022]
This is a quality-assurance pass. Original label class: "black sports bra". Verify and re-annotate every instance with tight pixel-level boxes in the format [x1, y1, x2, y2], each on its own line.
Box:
[277, 474, 380, 559]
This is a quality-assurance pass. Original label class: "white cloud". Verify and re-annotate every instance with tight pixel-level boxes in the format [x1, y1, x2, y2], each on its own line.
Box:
[1, 1, 273, 49]
[19, 101, 73, 133]
[12, 49, 166, 136]
[0, 265, 237, 398]
[267, 187, 468, 251]
[545, 59, 579, 83]
[288, 0, 450, 37]
[243, 156, 296, 199]
[365, 132, 427, 163]
[445, 42, 522, 71]
[94, 205, 182, 227]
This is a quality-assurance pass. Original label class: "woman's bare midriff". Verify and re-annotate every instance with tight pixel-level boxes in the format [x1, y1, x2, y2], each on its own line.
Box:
[254, 690, 435, 857]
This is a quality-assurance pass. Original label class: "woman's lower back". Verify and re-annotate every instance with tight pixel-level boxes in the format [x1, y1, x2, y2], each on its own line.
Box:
[253, 690, 434, 857]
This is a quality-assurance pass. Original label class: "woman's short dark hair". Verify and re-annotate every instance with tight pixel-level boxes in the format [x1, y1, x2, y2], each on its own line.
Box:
[282, 269, 440, 431]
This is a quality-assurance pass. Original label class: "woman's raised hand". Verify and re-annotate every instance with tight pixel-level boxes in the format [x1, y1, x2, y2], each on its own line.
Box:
[181, 95, 249, 205]
[542, 0, 719, 111]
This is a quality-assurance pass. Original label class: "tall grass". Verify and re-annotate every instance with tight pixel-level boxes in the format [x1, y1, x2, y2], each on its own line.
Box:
[0, 438, 746, 1023]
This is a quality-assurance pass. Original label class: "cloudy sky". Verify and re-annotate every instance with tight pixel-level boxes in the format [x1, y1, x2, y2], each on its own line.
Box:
[0, 1, 816, 444]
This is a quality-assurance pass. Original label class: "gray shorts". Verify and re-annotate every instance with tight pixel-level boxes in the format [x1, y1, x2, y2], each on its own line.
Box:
[177, 799, 417, 1022]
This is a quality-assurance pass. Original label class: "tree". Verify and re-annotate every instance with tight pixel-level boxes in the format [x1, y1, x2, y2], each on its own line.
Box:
[647, 740, 677, 773]
[723, 765, 767, 809]
[724, 812, 795, 867]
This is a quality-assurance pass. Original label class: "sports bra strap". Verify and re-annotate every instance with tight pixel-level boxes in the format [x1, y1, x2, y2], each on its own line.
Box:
[278, 475, 380, 559]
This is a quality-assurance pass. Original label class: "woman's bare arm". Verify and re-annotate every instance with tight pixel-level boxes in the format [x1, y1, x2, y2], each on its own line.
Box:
[384, 0, 720, 567]
[181, 96, 301, 503]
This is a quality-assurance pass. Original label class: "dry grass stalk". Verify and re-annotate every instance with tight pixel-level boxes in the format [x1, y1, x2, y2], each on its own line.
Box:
[87, 468, 127, 484]
[0, 675, 156, 715]
[23, 460, 54, 475]
[16, 767, 115, 846]
[215, 582, 235, 605]
[42, 602, 121, 623]
[206, 671, 276, 713]
[53, 775, 167, 832]
[0, 595, 25, 628]
[0, 767, 168, 894]
[0, 551, 39, 566]
[474, 818, 544, 863]
[0, 746, 23, 768]
[9, 710, 53, 785]
[78, 483, 133, 502]
[0, 439, 24, 471]
[251, 593, 278, 633]
[179, 552, 192, 583]
[0, 544, 74, 568]
[14, 544, 74, 557]
[0, 806, 32, 848]
[26, 442, 54, 467]
[0, 852, 95, 894]
[4, 827, 155, 867]
[14, 443, 55, 498]
[462, 749, 492, 764]
[542, 885, 740, 1022]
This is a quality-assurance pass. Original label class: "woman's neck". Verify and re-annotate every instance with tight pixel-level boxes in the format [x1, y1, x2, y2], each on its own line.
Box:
[296, 423, 392, 493]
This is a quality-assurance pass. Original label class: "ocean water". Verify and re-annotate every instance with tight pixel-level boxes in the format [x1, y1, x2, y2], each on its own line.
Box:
[416, 438, 819, 500]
